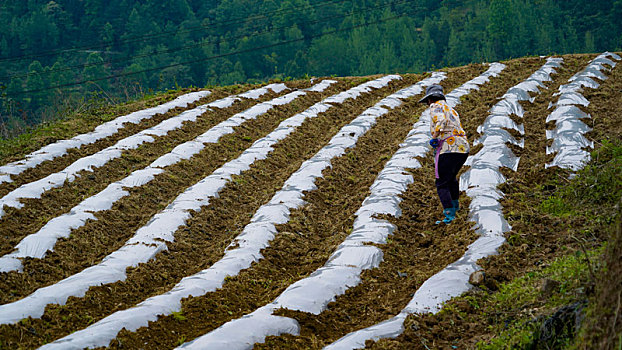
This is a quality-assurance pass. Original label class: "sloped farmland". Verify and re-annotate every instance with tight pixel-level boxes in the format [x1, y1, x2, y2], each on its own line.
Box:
[0, 52, 620, 350]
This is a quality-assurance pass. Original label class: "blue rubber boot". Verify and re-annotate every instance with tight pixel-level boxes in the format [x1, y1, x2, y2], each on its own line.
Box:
[435, 207, 457, 224]
[452, 199, 460, 212]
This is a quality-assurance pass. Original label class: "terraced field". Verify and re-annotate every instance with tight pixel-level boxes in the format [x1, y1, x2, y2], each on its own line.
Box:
[0, 52, 620, 349]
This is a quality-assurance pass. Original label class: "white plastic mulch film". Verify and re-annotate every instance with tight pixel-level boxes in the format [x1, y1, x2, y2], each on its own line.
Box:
[4, 76, 399, 346]
[0, 91, 211, 185]
[0, 83, 294, 323]
[545, 52, 620, 171]
[0, 81, 336, 274]
[325, 58, 563, 350]
[174, 68, 513, 350]
[0, 84, 288, 220]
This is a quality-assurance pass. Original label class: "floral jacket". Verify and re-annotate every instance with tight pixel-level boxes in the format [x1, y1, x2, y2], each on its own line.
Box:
[429, 100, 470, 155]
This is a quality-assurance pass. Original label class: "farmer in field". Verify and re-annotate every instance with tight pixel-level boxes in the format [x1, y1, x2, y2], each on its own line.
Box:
[419, 84, 469, 224]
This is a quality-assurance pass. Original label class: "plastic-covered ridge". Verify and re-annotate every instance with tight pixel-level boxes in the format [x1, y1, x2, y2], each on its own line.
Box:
[546, 134, 594, 155]
[323, 315, 408, 350]
[325, 58, 562, 350]
[0, 82, 322, 325]
[0, 85, 290, 220]
[0, 91, 211, 185]
[474, 128, 524, 148]
[186, 64, 509, 350]
[472, 58, 562, 141]
[477, 113, 526, 135]
[465, 145, 520, 172]
[239, 83, 288, 99]
[545, 105, 590, 123]
[179, 306, 300, 350]
[175, 72, 448, 350]
[461, 57, 563, 236]
[461, 57, 563, 189]
[548, 119, 592, 135]
[555, 92, 591, 107]
[323, 75, 401, 104]
[399, 234, 507, 313]
[307, 79, 339, 92]
[206, 96, 239, 109]
[444, 63, 506, 107]
[0, 82, 336, 274]
[546, 52, 620, 171]
[28, 76, 400, 348]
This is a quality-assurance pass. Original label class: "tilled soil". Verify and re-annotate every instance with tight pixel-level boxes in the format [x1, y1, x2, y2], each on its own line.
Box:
[256, 56, 554, 349]
[0, 79, 331, 304]
[104, 64, 486, 349]
[0, 76, 409, 349]
[0, 88, 209, 163]
[0, 83, 309, 261]
[0, 53, 619, 350]
[367, 54, 616, 349]
[0, 88, 226, 197]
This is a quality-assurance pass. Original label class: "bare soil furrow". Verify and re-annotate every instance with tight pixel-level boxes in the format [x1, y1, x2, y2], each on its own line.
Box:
[0, 86, 302, 258]
[488, 54, 598, 280]
[368, 55, 600, 349]
[0, 79, 342, 305]
[253, 57, 554, 349]
[96, 67, 479, 349]
[0, 81, 341, 275]
[0, 76, 408, 349]
[0, 52, 616, 350]
[0, 89, 214, 163]
[0, 89, 224, 197]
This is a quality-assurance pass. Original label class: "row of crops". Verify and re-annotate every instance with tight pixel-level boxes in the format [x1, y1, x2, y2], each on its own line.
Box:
[0, 51, 619, 349]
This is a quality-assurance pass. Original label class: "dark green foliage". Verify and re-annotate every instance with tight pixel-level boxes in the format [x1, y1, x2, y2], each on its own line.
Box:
[0, 0, 620, 135]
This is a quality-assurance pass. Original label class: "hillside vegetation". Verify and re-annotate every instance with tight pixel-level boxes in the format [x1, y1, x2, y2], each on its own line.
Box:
[1, 0, 621, 135]
[0, 52, 619, 349]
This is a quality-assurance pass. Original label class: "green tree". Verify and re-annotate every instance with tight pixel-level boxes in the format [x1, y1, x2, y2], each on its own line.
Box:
[486, 0, 514, 60]
[101, 22, 114, 50]
[220, 61, 246, 85]
[584, 31, 596, 53]
[308, 35, 353, 76]
[20, 9, 60, 55]
[276, 25, 304, 75]
[121, 62, 148, 91]
[0, 36, 8, 57]
[1, 0, 622, 134]
[48, 59, 74, 92]
[24, 61, 47, 119]
[274, 0, 314, 38]
[82, 52, 110, 92]
[121, 7, 160, 54]
[146, 0, 193, 25]
[614, 0, 622, 40]
[6, 77, 23, 96]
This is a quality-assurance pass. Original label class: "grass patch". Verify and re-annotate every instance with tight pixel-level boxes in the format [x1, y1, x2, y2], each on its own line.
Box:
[541, 138, 621, 219]
[478, 248, 602, 349]
[480, 139, 621, 349]
[172, 311, 187, 321]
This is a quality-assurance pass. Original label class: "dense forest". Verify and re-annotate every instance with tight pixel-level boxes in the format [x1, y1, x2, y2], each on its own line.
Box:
[0, 0, 620, 135]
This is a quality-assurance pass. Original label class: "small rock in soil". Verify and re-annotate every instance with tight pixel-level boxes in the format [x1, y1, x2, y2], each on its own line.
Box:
[469, 270, 485, 286]
[540, 278, 561, 297]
